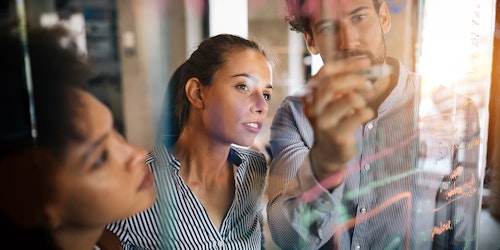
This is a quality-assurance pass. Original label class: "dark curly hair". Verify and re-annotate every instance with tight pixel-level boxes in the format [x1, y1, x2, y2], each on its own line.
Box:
[0, 25, 94, 249]
[0, 25, 92, 160]
[284, 0, 384, 35]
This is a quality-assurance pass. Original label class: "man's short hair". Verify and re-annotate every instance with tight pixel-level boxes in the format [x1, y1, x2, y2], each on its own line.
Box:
[284, 0, 383, 35]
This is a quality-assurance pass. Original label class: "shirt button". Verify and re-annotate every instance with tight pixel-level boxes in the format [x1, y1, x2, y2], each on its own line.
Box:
[360, 208, 367, 214]
[363, 164, 370, 171]
[217, 241, 224, 248]
[321, 199, 331, 205]
[354, 245, 361, 250]
[367, 123, 374, 130]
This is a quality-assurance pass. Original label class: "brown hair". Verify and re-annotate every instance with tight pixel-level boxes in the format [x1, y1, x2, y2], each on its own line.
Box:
[284, 0, 384, 35]
[161, 34, 269, 146]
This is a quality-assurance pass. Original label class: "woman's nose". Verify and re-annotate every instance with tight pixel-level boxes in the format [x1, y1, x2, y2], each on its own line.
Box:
[251, 93, 269, 115]
[124, 142, 147, 171]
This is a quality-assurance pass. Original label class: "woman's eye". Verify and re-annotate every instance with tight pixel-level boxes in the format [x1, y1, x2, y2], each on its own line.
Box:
[236, 84, 249, 91]
[91, 150, 108, 170]
[263, 93, 271, 102]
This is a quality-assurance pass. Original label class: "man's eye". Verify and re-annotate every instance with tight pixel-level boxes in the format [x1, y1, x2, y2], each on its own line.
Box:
[319, 25, 337, 34]
[353, 14, 366, 23]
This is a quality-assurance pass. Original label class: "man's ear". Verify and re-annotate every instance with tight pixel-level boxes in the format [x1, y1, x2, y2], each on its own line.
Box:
[379, 1, 392, 34]
[304, 32, 320, 55]
[185, 78, 204, 109]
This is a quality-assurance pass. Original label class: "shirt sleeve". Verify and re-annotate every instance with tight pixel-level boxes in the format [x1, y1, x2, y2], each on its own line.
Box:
[266, 96, 344, 250]
[106, 205, 161, 250]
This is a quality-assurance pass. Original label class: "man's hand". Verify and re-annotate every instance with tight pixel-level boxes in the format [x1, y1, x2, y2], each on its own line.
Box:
[301, 59, 375, 188]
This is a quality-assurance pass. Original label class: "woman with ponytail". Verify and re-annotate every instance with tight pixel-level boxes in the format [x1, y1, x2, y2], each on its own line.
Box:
[108, 34, 273, 250]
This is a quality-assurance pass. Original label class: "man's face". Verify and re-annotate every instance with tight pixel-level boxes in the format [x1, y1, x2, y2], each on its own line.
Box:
[304, 0, 391, 65]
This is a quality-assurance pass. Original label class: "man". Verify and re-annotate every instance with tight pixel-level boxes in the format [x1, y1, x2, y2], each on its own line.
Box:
[267, 0, 481, 249]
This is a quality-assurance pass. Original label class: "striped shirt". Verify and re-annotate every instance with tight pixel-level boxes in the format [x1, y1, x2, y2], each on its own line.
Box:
[267, 58, 481, 249]
[108, 142, 268, 250]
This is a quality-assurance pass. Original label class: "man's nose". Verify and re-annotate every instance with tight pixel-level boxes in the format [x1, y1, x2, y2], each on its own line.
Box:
[338, 24, 359, 50]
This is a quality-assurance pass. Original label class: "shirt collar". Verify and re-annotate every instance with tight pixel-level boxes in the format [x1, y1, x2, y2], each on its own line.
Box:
[152, 140, 245, 171]
[228, 145, 244, 166]
[379, 57, 416, 113]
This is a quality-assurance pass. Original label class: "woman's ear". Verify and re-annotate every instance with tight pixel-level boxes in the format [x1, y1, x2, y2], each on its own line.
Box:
[185, 78, 204, 109]
[44, 203, 63, 229]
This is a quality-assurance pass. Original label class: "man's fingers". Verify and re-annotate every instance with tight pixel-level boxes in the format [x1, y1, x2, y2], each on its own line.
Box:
[314, 92, 368, 130]
[315, 58, 371, 78]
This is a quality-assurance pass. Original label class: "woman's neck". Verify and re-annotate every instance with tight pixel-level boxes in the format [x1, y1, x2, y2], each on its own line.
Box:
[173, 126, 233, 183]
[53, 226, 104, 250]
[173, 126, 236, 229]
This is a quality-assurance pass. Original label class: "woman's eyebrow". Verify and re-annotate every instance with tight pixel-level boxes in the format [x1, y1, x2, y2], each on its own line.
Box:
[231, 73, 273, 89]
[232, 73, 256, 82]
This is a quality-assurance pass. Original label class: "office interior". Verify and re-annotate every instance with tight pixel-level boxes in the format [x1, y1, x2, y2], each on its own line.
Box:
[1, 0, 500, 249]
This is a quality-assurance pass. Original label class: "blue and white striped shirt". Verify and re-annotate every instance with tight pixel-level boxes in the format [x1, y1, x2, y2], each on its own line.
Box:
[108, 142, 268, 250]
[267, 58, 481, 249]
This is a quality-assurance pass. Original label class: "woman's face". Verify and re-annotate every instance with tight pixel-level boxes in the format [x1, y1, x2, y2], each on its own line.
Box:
[200, 49, 273, 147]
[55, 90, 156, 228]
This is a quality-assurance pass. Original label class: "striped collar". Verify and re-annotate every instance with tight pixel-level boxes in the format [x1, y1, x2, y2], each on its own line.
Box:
[148, 141, 245, 171]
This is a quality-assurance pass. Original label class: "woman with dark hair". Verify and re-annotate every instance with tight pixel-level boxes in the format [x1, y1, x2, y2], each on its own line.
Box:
[0, 25, 156, 249]
[108, 34, 273, 249]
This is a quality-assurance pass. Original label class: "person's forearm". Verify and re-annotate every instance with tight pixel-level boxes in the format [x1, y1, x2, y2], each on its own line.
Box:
[267, 183, 339, 250]
[309, 146, 347, 191]
[268, 153, 343, 249]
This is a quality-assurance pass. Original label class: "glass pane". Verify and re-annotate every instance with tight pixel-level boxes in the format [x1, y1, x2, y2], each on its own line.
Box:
[416, 0, 495, 248]
[2, 0, 498, 249]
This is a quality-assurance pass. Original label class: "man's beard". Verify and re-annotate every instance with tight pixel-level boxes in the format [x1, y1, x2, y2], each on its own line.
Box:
[333, 37, 386, 65]
[333, 48, 385, 65]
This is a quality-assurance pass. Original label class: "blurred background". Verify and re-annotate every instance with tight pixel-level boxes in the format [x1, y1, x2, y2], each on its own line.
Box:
[0, 0, 420, 152]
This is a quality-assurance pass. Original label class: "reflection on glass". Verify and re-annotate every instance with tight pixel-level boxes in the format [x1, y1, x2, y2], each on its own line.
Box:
[416, 0, 494, 248]
[266, 0, 494, 249]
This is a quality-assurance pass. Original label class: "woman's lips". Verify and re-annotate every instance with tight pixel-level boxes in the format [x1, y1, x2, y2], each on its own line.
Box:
[244, 122, 262, 133]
